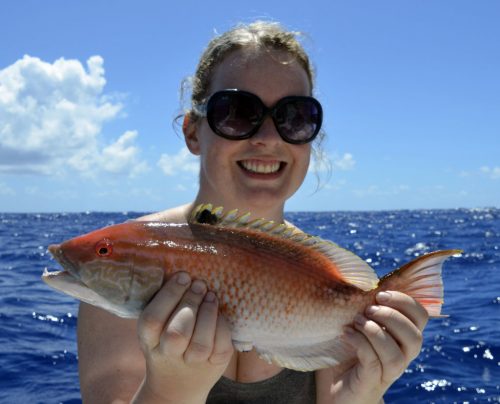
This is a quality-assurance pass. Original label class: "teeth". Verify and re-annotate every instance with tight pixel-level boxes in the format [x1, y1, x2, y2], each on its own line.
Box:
[240, 160, 281, 174]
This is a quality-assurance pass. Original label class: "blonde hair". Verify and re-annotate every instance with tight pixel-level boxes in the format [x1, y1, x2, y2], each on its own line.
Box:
[190, 21, 315, 107]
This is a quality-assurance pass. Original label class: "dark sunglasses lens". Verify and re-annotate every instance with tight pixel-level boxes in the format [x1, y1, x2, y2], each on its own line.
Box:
[274, 99, 321, 143]
[208, 93, 263, 138]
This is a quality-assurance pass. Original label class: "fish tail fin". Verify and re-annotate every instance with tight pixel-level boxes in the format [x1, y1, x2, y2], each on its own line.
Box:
[379, 249, 461, 317]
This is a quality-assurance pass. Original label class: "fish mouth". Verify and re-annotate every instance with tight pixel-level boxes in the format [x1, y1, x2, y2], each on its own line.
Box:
[47, 244, 80, 280]
[42, 267, 89, 295]
[43, 244, 86, 294]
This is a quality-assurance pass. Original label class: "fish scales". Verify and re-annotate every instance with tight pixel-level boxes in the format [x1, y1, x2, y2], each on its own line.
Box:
[43, 205, 461, 371]
[147, 223, 365, 338]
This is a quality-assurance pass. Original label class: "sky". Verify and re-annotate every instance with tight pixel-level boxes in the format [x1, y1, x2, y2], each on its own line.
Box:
[0, 0, 499, 212]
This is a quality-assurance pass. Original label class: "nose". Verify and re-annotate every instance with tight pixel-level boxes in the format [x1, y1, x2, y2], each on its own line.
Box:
[249, 116, 281, 146]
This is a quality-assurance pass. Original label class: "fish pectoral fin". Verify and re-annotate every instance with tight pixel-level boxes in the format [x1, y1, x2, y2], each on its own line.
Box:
[254, 336, 355, 372]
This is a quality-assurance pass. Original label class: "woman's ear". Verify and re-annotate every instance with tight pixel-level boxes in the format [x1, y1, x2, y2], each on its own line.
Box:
[183, 113, 201, 155]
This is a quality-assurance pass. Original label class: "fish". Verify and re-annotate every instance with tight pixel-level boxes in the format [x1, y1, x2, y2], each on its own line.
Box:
[43, 204, 461, 371]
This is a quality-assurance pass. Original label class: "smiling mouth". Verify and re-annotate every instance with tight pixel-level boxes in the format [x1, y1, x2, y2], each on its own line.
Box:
[238, 160, 286, 174]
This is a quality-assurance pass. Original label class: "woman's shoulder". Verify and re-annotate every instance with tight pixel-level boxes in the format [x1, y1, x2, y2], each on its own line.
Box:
[135, 203, 194, 224]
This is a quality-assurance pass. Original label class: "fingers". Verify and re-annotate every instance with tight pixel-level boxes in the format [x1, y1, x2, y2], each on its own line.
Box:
[183, 291, 218, 364]
[365, 302, 424, 360]
[350, 314, 407, 382]
[343, 325, 384, 385]
[376, 291, 429, 331]
[209, 314, 234, 366]
[343, 291, 430, 385]
[159, 279, 208, 357]
[138, 272, 233, 369]
[183, 292, 234, 366]
[138, 272, 192, 350]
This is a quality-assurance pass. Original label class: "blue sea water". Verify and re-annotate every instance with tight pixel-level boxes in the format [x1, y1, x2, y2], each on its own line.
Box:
[0, 208, 499, 403]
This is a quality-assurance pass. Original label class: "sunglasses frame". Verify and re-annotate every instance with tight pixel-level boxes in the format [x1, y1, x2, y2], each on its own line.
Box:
[195, 89, 323, 145]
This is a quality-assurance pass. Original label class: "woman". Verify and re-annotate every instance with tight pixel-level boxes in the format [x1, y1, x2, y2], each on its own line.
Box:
[78, 21, 428, 403]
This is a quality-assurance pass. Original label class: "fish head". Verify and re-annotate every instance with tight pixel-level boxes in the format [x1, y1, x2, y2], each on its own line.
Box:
[43, 223, 165, 318]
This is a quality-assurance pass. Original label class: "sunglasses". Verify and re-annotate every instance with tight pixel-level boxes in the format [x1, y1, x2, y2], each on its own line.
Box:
[194, 89, 323, 145]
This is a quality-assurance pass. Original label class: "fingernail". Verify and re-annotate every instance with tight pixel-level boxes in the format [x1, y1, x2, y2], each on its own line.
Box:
[365, 305, 380, 315]
[377, 291, 391, 303]
[191, 280, 206, 294]
[204, 291, 216, 302]
[176, 272, 191, 285]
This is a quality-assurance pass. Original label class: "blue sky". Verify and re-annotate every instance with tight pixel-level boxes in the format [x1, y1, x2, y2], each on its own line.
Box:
[1, 0, 499, 212]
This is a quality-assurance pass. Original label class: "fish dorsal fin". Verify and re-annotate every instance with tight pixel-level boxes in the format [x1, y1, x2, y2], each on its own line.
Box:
[190, 204, 379, 291]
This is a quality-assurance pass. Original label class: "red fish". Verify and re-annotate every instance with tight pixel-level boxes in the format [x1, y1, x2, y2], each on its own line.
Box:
[43, 204, 460, 371]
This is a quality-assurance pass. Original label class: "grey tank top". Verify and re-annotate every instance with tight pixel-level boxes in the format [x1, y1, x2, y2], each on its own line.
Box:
[207, 369, 316, 404]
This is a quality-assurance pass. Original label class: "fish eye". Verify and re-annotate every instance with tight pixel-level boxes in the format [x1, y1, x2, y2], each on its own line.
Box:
[95, 239, 113, 257]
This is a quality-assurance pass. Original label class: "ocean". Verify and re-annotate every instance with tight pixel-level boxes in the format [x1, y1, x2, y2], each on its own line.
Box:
[0, 208, 498, 403]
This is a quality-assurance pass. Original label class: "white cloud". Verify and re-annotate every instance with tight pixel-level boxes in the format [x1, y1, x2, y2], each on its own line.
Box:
[323, 179, 347, 191]
[309, 151, 355, 174]
[353, 185, 380, 198]
[353, 184, 411, 198]
[333, 153, 355, 171]
[99, 131, 149, 177]
[480, 166, 500, 180]
[157, 147, 199, 176]
[0, 55, 148, 177]
[0, 182, 15, 196]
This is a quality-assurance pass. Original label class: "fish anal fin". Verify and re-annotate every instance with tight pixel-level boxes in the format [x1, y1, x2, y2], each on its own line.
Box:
[254, 336, 356, 372]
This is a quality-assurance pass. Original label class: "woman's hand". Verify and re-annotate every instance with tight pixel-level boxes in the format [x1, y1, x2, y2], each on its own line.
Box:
[132, 272, 234, 404]
[328, 291, 429, 403]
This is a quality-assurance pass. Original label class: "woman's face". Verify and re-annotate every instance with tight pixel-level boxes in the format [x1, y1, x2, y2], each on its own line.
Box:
[185, 49, 313, 214]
